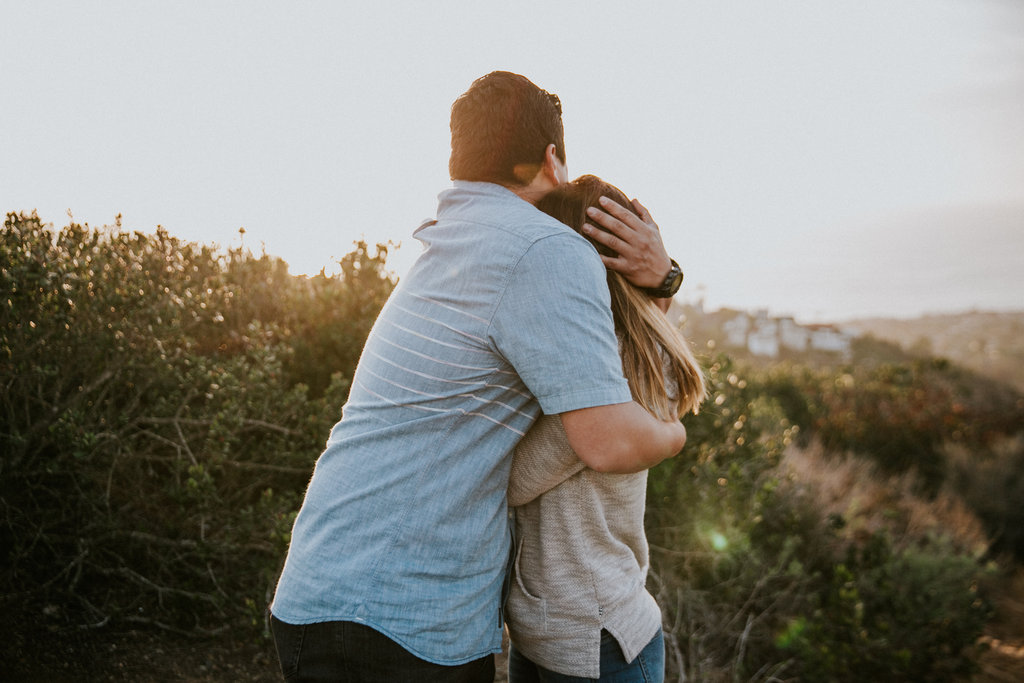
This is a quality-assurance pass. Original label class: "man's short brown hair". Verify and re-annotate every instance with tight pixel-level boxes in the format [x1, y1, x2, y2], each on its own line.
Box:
[449, 71, 566, 186]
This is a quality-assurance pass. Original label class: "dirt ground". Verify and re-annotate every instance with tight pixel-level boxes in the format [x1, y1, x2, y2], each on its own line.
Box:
[3, 626, 279, 682]
[976, 567, 1024, 683]
[2, 608, 511, 682]
[2, 603, 1018, 682]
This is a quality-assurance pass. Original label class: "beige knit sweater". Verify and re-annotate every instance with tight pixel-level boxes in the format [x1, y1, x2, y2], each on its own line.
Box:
[505, 414, 662, 678]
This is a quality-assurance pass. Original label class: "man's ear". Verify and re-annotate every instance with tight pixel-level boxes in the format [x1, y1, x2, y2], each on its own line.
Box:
[509, 143, 567, 204]
[541, 143, 567, 185]
[513, 145, 563, 187]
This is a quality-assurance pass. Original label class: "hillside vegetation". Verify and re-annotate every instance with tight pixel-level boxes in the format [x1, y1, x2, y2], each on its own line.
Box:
[3, 213, 1023, 681]
[844, 311, 1024, 393]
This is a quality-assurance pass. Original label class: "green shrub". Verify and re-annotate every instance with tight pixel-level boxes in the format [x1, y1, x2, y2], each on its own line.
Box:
[751, 356, 1024, 496]
[0, 212, 1006, 680]
[1, 212, 392, 635]
[780, 535, 991, 682]
[648, 355, 993, 681]
[946, 435, 1024, 561]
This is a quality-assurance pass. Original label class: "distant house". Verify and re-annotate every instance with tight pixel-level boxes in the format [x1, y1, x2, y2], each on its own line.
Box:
[808, 324, 853, 357]
[748, 319, 780, 358]
[779, 317, 809, 352]
[719, 310, 854, 359]
[722, 313, 750, 348]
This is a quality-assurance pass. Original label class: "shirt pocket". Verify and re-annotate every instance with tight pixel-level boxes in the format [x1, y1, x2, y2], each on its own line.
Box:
[506, 535, 548, 635]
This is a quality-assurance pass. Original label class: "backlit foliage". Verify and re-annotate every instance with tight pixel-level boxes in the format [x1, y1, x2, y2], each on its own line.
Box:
[1, 212, 393, 635]
[2, 213, 1019, 680]
[647, 355, 1003, 681]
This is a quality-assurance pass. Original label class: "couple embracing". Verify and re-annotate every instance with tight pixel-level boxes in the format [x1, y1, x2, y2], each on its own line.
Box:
[270, 71, 706, 683]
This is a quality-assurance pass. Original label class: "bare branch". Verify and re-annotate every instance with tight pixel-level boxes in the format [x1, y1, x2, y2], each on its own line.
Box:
[122, 615, 230, 637]
[93, 566, 222, 607]
[220, 459, 310, 475]
[135, 415, 296, 435]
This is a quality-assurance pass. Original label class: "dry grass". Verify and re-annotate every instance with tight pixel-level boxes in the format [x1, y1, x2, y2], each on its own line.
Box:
[976, 567, 1024, 683]
[780, 440, 991, 557]
[780, 441, 1024, 683]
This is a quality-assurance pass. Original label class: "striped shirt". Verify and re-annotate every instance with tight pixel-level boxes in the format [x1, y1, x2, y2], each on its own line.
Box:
[271, 181, 632, 665]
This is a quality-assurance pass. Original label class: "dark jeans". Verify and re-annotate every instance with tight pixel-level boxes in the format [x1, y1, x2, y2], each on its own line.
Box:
[271, 615, 496, 683]
[508, 629, 664, 683]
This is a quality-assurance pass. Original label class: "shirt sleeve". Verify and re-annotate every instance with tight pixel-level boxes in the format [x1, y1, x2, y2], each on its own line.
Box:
[490, 232, 632, 415]
[508, 415, 586, 507]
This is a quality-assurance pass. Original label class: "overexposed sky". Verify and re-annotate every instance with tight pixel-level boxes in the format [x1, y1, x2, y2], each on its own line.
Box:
[3, 1, 1023, 321]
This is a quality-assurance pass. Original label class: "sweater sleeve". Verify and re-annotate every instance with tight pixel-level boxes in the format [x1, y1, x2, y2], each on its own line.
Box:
[507, 415, 586, 507]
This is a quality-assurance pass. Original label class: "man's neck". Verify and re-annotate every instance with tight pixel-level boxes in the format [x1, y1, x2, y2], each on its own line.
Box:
[508, 170, 559, 206]
[509, 183, 550, 206]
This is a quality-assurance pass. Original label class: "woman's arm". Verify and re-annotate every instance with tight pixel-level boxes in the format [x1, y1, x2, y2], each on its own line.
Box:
[510, 396, 686, 504]
[508, 415, 587, 507]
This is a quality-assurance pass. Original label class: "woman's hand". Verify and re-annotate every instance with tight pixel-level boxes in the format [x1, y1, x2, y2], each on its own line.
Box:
[582, 196, 673, 290]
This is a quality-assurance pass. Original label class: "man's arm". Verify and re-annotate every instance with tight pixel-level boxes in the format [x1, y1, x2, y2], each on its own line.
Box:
[582, 196, 674, 289]
[560, 401, 687, 474]
[492, 233, 680, 475]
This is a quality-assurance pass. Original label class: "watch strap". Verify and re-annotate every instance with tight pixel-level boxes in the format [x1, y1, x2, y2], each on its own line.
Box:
[642, 259, 683, 298]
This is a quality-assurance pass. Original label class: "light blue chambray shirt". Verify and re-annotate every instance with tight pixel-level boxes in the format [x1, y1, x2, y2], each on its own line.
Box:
[270, 181, 631, 665]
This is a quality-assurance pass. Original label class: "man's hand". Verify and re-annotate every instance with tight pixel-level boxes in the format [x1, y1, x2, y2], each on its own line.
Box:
[582, 196, 672, 290]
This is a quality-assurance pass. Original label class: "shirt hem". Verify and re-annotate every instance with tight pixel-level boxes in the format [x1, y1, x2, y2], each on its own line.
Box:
[267, 611, 502, 666]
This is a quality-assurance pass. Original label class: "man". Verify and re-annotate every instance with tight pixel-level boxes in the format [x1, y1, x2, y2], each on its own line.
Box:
[270, 71, 687, 682]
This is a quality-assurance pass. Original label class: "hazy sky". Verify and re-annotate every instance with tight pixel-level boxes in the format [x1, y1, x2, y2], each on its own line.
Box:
[3, 1, 1023, 322]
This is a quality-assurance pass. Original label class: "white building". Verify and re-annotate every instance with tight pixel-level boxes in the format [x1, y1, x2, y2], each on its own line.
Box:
[721, 311, 855, 359]
[778, 317, 809, 352]
[809, 325, 853, 357]
[722, 313, 750, 348]
[748, 319, 780, 358]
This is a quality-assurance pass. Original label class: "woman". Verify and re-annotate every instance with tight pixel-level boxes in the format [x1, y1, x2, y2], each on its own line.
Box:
[506, 175, 706, 682]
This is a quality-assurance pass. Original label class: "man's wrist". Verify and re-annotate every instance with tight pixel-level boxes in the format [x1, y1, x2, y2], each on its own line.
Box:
[642, 259, 684, 298]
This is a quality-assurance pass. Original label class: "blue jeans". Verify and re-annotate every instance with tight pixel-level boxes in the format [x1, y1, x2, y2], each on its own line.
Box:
[508, 629, 665, 683]
[271, 615, 495, 683]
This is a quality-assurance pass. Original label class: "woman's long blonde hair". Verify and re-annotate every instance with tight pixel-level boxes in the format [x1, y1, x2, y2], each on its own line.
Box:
[537, 175, 706, 420]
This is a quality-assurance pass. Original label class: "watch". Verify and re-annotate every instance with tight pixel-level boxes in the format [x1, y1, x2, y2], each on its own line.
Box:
[643, 259, 684, 298]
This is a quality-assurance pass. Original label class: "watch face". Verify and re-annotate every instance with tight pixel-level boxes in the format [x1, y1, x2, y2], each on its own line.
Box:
[646, 261, 683, 297]
[662, 264, 683, 295]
